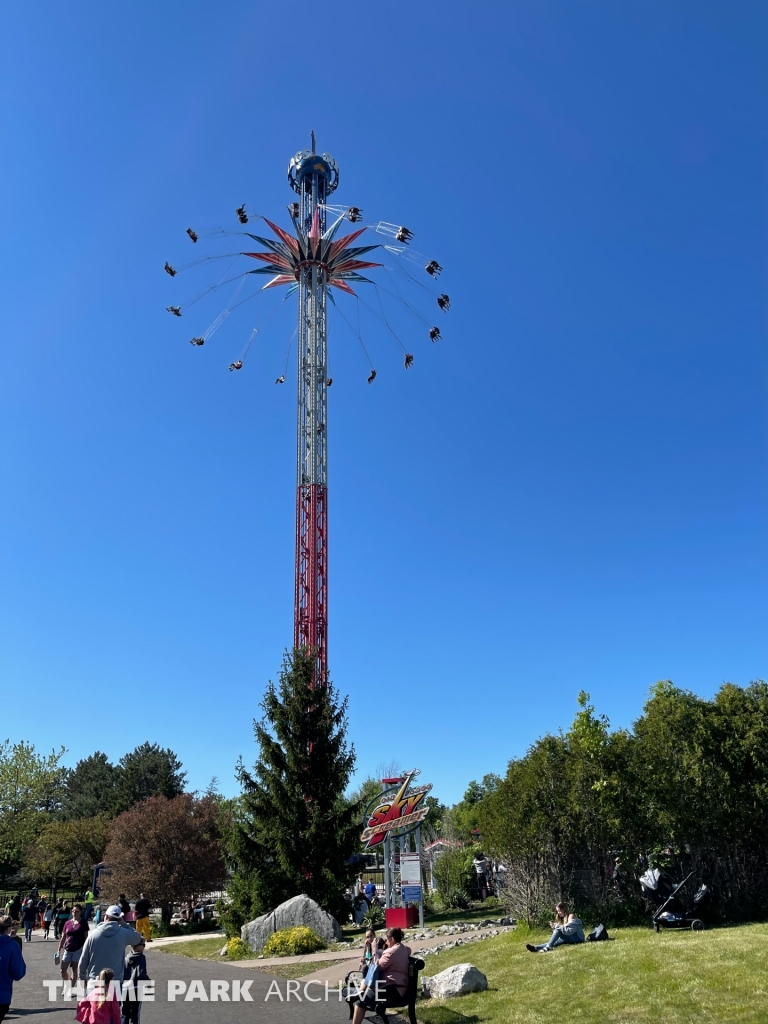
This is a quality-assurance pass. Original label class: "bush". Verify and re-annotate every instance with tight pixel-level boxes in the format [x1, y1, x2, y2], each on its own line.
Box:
[363, 905, 384, 928]
[433, 846, 473, 908]
[439, 886, 471, 910]
[226, 937, 251, 960]
[421, 891, 440, 917]
[262, 926, 325, 957]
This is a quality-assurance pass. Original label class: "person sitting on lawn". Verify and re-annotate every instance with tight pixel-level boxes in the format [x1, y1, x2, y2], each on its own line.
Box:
[526, 903, 585, 953]
[351, 927, 411, 1024]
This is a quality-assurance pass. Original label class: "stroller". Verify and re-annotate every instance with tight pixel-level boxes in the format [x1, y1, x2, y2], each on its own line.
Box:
[639, 867, 710, 932]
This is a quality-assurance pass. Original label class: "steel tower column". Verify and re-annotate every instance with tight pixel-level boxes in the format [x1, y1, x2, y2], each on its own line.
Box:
[289, 141, 339, 684]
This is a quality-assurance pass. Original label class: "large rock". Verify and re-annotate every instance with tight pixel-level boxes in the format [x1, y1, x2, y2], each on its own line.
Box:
[241, 894, 342, 952]
[422, 963, 488, 999]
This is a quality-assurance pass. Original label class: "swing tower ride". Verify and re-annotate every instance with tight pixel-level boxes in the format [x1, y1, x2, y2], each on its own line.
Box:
[168, 135, 449, 684]
[288, 141, 338, 684]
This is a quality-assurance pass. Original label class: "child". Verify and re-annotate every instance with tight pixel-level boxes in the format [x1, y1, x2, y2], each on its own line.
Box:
[43, 903, 54, 939]
[122, 942, 150, 1024]
[75, 968, 121, 1024]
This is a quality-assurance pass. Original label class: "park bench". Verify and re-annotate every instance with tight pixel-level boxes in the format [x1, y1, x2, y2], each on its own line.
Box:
[344, 956, 425, 1024]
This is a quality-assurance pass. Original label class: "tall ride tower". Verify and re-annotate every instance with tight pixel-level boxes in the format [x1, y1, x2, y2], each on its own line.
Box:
[288, 138, 339, 684]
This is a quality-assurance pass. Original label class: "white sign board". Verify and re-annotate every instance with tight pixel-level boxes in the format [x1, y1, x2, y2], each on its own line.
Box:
[400, 853, 421, 886]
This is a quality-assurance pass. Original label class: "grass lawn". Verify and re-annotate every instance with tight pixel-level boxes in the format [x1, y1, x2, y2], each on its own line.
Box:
[152, 937, 232, 961]
[152, 938, 351, 980]
[414, 922, 768, 1024]
[251, 959, 350, 980]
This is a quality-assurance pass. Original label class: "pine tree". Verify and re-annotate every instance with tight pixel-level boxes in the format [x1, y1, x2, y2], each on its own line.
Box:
[223, 648, 359, 930]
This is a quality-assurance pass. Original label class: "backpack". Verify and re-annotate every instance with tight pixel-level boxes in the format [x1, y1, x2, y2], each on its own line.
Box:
[586, 923, 609, 942]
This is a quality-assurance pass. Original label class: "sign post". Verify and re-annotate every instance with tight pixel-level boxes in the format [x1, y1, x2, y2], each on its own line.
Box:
[361, 769, 432, 930]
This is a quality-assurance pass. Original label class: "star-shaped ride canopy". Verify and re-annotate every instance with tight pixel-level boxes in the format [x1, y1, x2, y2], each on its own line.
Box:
[242, 208, 382, 297]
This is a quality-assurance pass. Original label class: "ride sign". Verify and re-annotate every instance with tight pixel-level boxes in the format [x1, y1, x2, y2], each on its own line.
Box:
[361, 769, 432, 849]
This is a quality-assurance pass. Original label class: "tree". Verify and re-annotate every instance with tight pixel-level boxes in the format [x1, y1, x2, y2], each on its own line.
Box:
[222, 648, 359, 933]
[60, 753, 120, 820]
[115, 743, 186, 812]
[0, 740, 66, 880]
[450, 774, 501, 839]
[102, 794, 224, 924]
[26, 815, 111, 889]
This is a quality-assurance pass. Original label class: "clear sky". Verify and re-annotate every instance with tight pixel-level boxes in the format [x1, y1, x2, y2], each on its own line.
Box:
[1, 1, 765, 805]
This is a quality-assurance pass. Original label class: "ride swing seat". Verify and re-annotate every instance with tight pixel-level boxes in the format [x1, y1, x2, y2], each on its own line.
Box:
[344, 957, 425, 1024]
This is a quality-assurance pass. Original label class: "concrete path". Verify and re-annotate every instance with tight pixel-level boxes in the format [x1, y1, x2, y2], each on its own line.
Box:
[6, 932, 352, 1024]
[155, 923, 513, 987]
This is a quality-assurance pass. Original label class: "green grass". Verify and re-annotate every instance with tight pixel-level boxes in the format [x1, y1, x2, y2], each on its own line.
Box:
[414, 923, 768, 1024]
[250, 958, 350, 980]
[151, 937, 234, 961]
[152, 940, 350, 979]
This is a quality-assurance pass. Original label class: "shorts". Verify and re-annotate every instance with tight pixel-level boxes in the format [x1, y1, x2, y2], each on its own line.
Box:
[61, 949, 82, 964]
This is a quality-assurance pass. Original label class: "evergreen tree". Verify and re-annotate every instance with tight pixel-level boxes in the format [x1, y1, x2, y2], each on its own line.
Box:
[115, 742, 186, 812]
[222, 649, 359, 932]
[60, 752, 120, 819]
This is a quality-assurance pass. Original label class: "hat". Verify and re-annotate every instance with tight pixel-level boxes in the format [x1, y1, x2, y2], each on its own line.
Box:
[105, 905, 123, 918]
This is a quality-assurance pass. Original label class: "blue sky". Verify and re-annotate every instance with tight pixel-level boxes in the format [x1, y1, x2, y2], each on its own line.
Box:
[1, 1, 765, 805]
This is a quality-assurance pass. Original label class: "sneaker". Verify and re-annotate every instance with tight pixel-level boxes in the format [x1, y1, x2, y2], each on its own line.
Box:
[526, 944, 536, 952]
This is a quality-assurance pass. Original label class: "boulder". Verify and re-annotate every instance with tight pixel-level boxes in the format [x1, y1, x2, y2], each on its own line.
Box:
[422, 963, 488, 999]
[241, 894, 343, 952]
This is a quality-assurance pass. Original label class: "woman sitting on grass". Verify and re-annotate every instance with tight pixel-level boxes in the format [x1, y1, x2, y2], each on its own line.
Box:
[526, 903, 585, 953]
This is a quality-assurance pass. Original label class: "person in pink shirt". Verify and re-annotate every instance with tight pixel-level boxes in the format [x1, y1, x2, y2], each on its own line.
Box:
[75, 968, 121, 1024]
[351, 927, 411, 1024]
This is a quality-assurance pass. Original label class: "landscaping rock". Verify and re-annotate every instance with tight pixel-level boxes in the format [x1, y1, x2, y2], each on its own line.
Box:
[498, 917, 514, 926]
[219, 944, 229, 956]
[241, 894, 343, 951]
[422, 963, 488, 999]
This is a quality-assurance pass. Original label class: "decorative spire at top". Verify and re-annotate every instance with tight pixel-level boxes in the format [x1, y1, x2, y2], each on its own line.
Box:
[311, 130, 316, 154]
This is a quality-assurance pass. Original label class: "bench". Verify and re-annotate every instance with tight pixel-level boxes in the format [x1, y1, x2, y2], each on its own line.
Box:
[345, 956, 425, 1024]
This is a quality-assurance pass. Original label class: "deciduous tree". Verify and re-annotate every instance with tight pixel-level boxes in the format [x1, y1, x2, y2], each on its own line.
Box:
[0, 740, 66, 880]
[102, 794, 224, 924]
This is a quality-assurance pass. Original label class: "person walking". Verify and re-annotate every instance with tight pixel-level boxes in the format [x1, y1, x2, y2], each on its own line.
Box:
[83, 889, 96, 924]
[0, 915, 26, 1024]
[6, 899, 20, 928]
[133, 896, 151, 944]
[43, 903, 54, 939]
[121, 941, 150, 1024]
[55, 903, 71, 941]
[21, 902, 37, 943]
[58, 905, 89, 983]
[78, 907, 142, 988]
[36, 897, 47, 931]
[75, 968, 121, 1024]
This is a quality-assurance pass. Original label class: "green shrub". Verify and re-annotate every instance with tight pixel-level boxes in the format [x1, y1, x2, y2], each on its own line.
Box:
[363, 904, 384, 928]
[433, 846, 473, 908]
[262, 926, 325, 957]
[421, 891, 440, 917]
[226, 937, 251, 960]
[439, 886, 471, 910]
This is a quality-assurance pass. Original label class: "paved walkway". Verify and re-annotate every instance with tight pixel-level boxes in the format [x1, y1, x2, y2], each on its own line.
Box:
[6, 934, 350, 1024]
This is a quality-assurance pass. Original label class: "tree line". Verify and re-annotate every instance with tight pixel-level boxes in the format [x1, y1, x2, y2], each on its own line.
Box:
[6, 666, 766, 932]
[475, 680, 768, 924]
[0, 740, 187, 886]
